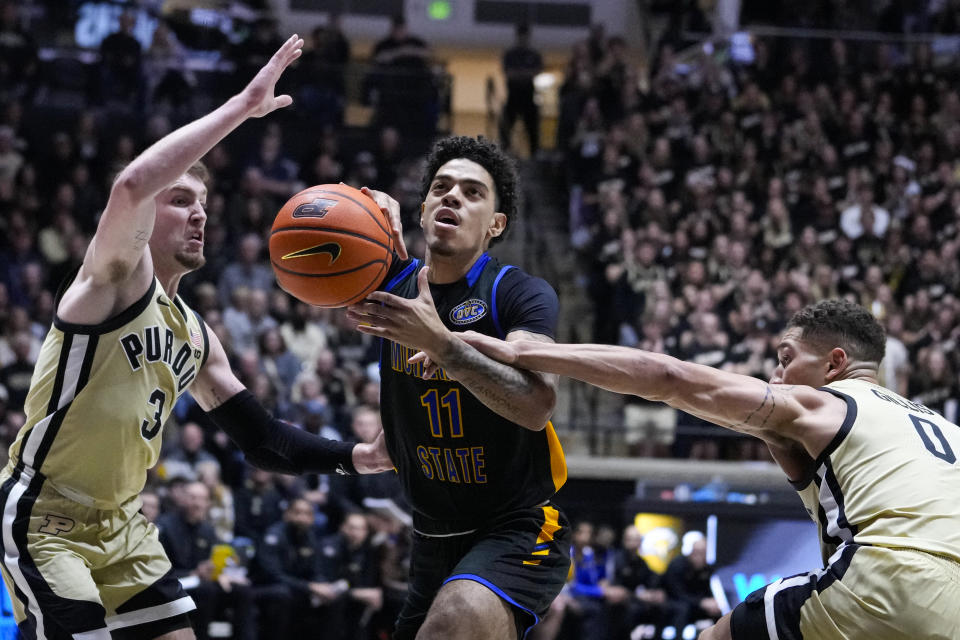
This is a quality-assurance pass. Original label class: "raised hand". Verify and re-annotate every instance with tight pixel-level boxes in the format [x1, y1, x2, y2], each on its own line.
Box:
[239, 34, 303, 118]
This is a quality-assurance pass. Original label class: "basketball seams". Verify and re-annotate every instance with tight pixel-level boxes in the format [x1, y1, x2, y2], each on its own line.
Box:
[314, 188, 392, 236]
[271, 184, 393, 307]
[276, 260, 387, 308]
[270, 226, 393, 253]
[348, 261, 388, 305]
[286, 186, 390, 237]
[271, 258, 388, 278]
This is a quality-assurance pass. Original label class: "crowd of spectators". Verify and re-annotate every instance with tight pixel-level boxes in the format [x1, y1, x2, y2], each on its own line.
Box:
[531, 521, 719, 640]
[557, 26, 960, 460]
[3, 0, 960, 636]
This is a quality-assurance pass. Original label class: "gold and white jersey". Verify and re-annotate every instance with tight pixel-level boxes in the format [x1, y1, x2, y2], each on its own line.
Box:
[795, 378, 960, 565]
[7, 277, 208, 510]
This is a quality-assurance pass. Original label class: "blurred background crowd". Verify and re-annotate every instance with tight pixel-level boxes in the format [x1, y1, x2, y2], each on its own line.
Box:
[560, 20, 960, 461]
[0, 0, 959, 638]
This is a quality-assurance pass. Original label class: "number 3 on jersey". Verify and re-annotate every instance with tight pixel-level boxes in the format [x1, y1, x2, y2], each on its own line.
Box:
[141, 388, 167, 440]
[421, 388, 463, 438]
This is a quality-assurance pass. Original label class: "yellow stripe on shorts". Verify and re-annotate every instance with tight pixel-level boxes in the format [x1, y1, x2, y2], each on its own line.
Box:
[524, 505, 561, 565]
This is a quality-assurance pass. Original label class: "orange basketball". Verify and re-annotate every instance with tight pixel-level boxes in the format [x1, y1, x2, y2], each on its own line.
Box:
[270, 184, 393, 307]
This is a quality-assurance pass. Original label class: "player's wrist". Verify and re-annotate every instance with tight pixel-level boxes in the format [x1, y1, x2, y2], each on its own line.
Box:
[351, 441, 388, 474]
[430, 330, 460, 365]
[225, 93, 258, 121]
[351, 443, 372, 474]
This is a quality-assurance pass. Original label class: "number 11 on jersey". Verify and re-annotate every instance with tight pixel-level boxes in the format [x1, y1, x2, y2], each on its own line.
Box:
[421, 388, 464, 438]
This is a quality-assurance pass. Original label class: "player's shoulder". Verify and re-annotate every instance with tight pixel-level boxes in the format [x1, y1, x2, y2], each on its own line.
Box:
[495, 264, 557, 300]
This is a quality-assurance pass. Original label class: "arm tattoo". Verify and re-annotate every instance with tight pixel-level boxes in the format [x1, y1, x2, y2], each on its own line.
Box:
[440, 338, 543, 422]
[444, 341, 536, 397]
[730, 384, 777, 430]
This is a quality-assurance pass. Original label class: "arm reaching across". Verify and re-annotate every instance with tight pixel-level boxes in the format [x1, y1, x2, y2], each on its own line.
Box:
[454, 332, 845, 458]
[192, 324, 393, 475]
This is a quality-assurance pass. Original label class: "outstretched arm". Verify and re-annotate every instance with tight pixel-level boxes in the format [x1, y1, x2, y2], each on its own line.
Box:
[430, 329, 558, 430]
[86, 34, 304, 285]
[457, 333, 844, 454]
[192, 324, 392, 474]
[59, 35, 304, 328]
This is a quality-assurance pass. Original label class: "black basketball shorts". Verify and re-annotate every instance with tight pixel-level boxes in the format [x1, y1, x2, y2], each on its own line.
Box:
[393, 502, 571, 640]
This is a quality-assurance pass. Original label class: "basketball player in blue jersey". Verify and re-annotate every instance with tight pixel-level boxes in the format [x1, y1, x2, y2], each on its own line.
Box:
[346, 136, 571, 640]
[450, 299, 960, 640]
[0, 36, 393, 640]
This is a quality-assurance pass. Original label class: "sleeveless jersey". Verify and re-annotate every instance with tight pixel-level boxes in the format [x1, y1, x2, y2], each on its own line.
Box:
[7, 277, 209, 510]
[795, 378, 960, 565]
[378, 253, 567, 534]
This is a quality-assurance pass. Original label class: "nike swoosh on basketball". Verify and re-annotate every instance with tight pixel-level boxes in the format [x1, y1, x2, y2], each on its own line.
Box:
[281, 242, 342, 264]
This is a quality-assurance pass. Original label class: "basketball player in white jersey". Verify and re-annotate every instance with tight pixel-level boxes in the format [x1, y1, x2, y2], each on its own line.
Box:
[1, 36, 393, 640]
[440, 299, 960, 639]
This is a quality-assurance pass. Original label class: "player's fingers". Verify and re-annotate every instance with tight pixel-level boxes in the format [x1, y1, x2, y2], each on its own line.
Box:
[271, 34, 300, 67]
[458, 331, 499, 352]
[392, 216, 409, 260]
[349, 301, 394, 319]
[284, 45, 303, 67]
[345, 305, 384, 322]
[359, 187, 407, 259]
[411, 352, 439, 378]
[346, 311, 397, 332]
[355, 323, 388, 337]
[273, 95, 293, 110]
[365, 291, 405, 307]
[359, 186, 391, 212]
[416, 266, 431, 298]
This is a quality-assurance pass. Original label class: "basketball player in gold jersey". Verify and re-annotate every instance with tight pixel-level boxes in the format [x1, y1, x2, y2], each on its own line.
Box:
[0, 36, 392, 640]
[438, 299, 960, 639]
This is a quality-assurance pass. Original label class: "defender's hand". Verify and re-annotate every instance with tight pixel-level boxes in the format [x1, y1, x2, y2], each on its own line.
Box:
[360, 186, 408, 259]
[352, 430, 394, 474]
[240, 34, 303, 118]
[407, 350, 441, 380]
[456, 331, 520, 365]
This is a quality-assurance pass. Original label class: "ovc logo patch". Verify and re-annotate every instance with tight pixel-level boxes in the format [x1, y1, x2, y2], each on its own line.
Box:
[450, 298, 487, 325]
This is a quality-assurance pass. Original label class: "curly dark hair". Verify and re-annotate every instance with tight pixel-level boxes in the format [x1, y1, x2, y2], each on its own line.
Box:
[419, 136, 518, 247]
[786, 299, 886, 363]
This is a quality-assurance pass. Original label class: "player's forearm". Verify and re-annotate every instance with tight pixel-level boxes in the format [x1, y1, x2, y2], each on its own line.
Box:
[435, 336, 555, 430]
[206, 390, 358, 475]
[512, 341, 676, 402]
[115, 95, 249, 202]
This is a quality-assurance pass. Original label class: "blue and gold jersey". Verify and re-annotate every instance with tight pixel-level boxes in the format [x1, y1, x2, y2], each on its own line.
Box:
[378, 253, 566, 534]
[7, 276, 209, 510]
